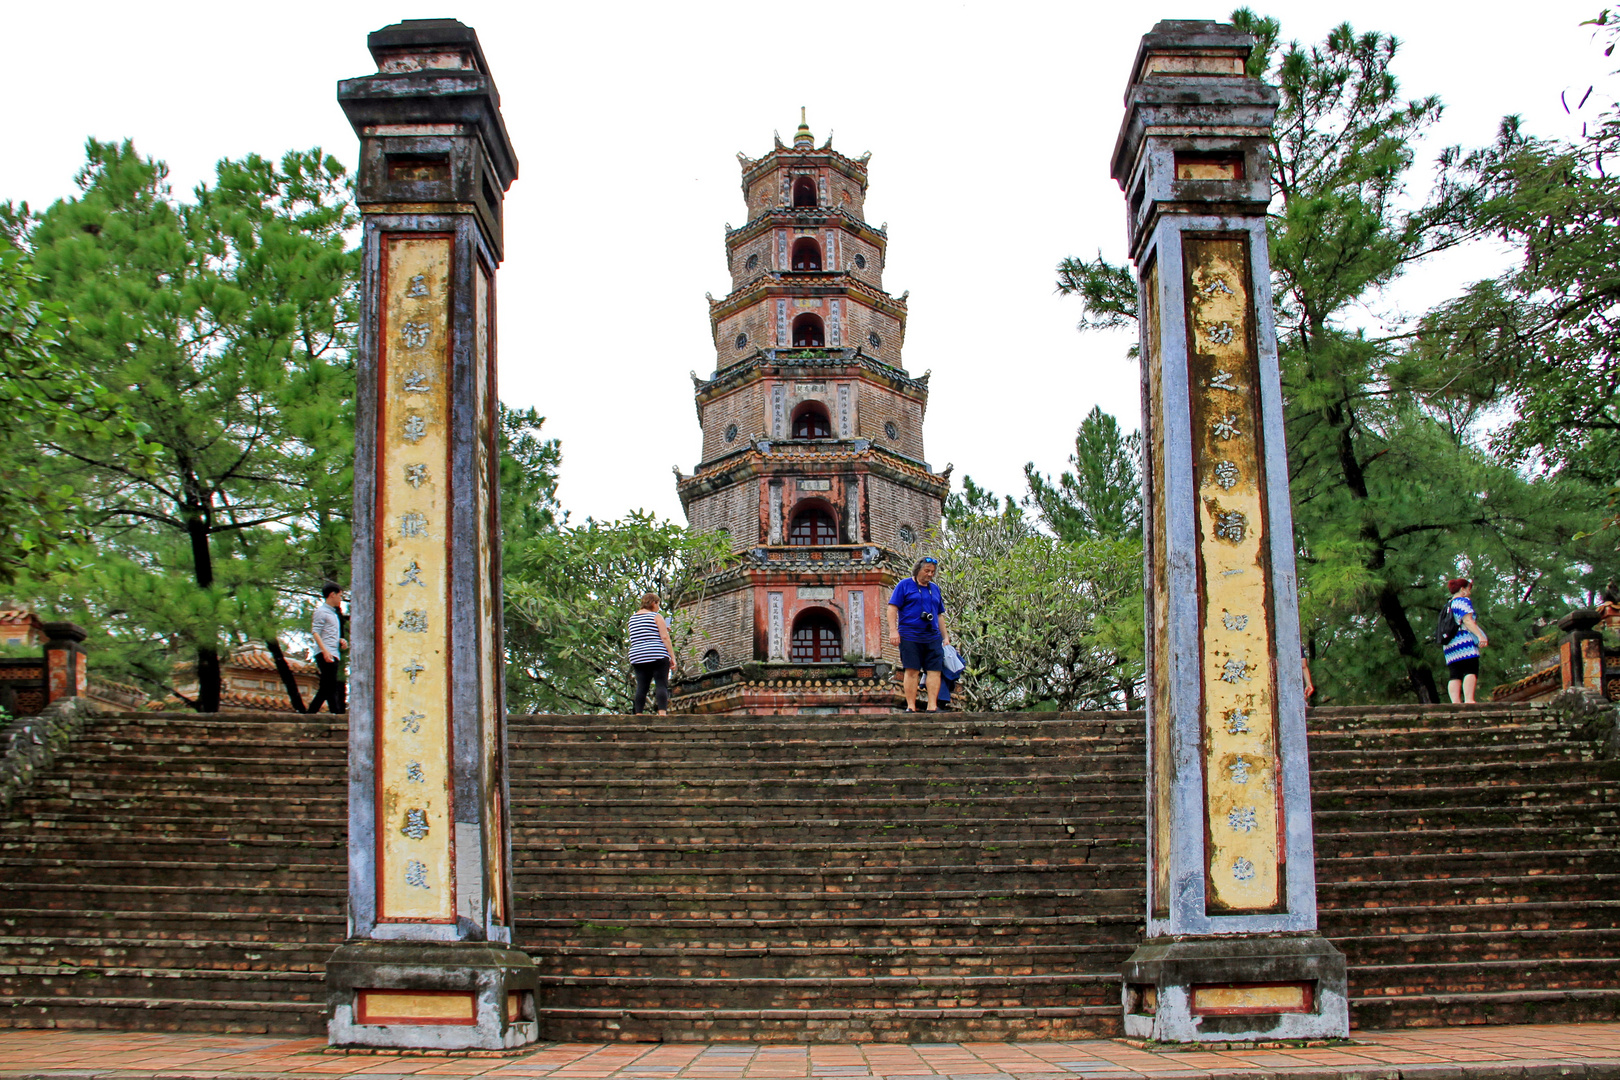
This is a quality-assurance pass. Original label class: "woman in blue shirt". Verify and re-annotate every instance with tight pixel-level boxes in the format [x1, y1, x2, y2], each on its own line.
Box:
[1444, 577, 1489, 704]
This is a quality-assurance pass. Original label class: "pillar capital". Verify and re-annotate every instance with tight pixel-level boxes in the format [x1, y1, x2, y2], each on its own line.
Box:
[1111, 20, 1278, 262]
[337, 19, 518, 258]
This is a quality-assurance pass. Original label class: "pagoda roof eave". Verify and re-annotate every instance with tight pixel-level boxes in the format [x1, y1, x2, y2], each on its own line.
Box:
[695, 349, 928, 400]
[708, 273, 908, 326]
[726, 207, 887, 244]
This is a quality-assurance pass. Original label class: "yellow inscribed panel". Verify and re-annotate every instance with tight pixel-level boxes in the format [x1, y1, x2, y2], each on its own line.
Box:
[1185, 236, 1281, 912]
[1192, 983, 1308, 1013]
[358, 989, 476, 1022]
[377, 235, 454, 922]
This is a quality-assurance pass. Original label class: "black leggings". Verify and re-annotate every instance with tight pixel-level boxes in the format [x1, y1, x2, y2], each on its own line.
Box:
[632, 660, 669, 714]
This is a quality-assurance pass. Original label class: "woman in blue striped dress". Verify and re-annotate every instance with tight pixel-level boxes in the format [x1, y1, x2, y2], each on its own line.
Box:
[627, 593, 675, 715]
[1443, 577, 1489, 704]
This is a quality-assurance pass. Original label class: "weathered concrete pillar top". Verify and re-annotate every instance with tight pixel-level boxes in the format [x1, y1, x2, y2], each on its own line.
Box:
[1111, 20, 1277, 262]
[338, 18, 518, 256]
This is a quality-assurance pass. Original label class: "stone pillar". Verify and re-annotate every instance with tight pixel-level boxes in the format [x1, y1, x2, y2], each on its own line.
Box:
[325, 19, 536, 1052]
[1111, 20, 1347, 1042]
[1558, 610, 1604, 694]
[42, 623, 88, 704]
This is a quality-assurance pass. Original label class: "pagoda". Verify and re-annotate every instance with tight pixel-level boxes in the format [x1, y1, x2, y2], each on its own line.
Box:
[672, 113, 949, 714]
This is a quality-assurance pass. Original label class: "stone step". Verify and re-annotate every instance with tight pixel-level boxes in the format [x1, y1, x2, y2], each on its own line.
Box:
[1311, 779, 1618, 811]
[0, 995, 323, 1035]
[1347, 955, 1620, 995]
[0, 935, 333, 972]
[518, 886, 1141, 923]
[1318, 899, 1620, 933]
[1318, 871, 1620, 906]
[530, 942, 1137, 980]
[0, 967, 325, 1005]
[1333, 926, 1620, 965]
[514, 838, 1141, 870]
[514, 913, 1145, 951]
[531, 970, 1120, 1016]
[1316, 824, 1620, 857]
[0, 882, 343, 915]
[0, 858, 343, 890]
[0, 908, 345, 941]
[1348, 987, 1620, 1029]
[529, 1004, 1120, 1043]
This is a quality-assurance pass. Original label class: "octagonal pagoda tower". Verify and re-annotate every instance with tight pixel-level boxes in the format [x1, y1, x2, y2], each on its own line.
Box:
[672, 114, 949, 714]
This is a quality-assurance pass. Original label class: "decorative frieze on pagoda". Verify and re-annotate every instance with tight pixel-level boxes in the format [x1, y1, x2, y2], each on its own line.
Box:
[671, 115, 948, 715]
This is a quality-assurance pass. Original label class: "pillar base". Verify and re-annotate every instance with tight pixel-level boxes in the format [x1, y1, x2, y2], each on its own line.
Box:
[1121, 933, 1348, 1043]
[326, 940, 539, 1051]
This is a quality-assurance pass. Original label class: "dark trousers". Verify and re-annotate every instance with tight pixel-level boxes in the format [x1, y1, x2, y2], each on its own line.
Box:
[308, 654, 346, 714]
[632, 660, 669, 714]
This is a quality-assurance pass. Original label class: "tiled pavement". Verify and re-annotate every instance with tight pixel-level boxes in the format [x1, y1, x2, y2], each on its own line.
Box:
[2, 1025, 1620, 1080]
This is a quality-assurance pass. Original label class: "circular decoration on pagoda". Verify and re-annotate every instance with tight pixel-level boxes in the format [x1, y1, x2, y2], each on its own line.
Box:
[869, 332, 882, 349]
[702, 649, 721, 672]
[899, 525, 917, 544]
[746, 253, 759, 270]
[884, 420, 899, 440]
[855, 253, 867, 269]
[725, 423, 739, 443]
[735, 332, 748, 349]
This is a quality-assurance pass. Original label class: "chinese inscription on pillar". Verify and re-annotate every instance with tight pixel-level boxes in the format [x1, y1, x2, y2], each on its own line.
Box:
[377, 235, 454, 922]
[1186, 236, 1281, 913]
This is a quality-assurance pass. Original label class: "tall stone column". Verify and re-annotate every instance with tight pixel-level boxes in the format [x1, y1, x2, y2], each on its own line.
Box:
[324, 19, 536, 1051]
[1112, 20, 1348, 1043]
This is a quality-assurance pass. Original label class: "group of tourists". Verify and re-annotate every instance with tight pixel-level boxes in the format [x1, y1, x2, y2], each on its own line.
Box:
[621, 558, 956, 715]
[298, 568, 1498, 717]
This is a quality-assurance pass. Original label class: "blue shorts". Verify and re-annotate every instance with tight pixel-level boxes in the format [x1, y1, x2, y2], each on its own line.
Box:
[900, 638, 945, 672]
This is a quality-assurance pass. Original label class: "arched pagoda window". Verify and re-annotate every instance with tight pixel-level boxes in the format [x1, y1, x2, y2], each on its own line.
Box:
[792, 405, 831, 439]
[793, 176, 817, 207]
[788, 507, 838, 546]
[791, 237, 822, 271]
[790, 610, 842, 662]
[792, 314, 824, 347]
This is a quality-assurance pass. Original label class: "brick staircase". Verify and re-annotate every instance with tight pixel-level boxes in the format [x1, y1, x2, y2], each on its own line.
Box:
[0, 703, 1615, 1039]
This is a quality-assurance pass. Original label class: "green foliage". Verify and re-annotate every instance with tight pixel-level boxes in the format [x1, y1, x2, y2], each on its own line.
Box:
[936, 407, 1145, 709]
[8, 139, 358, 706]
[1024, 406, 1142, 543]
[0, 242, 151, 583]
[901, 516, 1142, 711]
[943, 475, 1021, 529]
[503, 512, 729, 714]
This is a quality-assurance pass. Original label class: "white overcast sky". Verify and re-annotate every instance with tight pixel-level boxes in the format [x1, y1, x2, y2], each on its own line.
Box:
[3, 1, 1608, 524]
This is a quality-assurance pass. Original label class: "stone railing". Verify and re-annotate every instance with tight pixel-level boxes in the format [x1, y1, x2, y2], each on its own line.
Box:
[0, 695, 97, 815]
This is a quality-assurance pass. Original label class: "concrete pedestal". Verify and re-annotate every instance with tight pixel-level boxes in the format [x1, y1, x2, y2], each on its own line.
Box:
[1123, 934, 1348, 1042]
[327, 941, 538, 1051]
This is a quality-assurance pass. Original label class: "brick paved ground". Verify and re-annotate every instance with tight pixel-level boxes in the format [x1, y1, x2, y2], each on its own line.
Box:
[2, 1025, 1620, 1080]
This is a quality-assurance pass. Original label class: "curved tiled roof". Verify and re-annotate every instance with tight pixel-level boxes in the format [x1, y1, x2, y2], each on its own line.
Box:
[230, 644, 314, 675]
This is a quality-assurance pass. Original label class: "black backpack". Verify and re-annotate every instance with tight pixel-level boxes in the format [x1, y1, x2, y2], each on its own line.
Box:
[1435, 603, 1458, 646]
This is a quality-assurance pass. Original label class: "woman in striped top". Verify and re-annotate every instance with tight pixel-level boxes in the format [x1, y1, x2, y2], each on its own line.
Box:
[1444, 577, 1489, 705]
[627, 593, 675, 715]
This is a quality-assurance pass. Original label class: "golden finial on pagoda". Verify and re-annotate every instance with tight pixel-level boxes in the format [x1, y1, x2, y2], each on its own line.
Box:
[794, 107, 814, 149]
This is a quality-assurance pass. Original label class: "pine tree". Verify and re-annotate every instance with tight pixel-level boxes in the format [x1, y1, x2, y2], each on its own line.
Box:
[13, 140, 358, 709]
